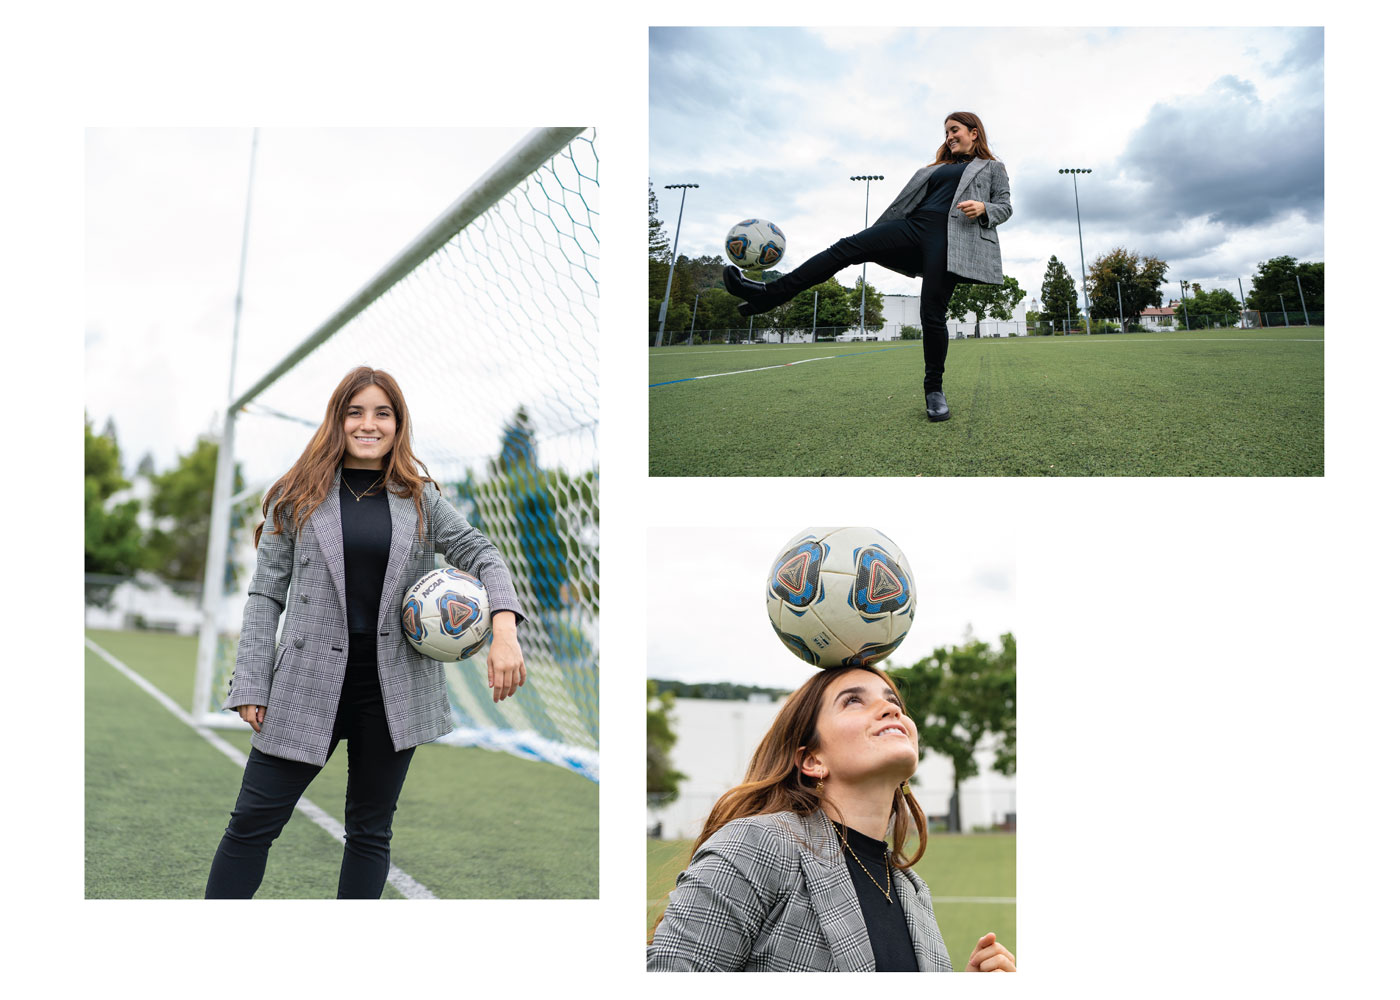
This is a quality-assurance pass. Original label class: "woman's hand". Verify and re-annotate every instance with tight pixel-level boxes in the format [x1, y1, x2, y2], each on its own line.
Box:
[237, 705, 266, 733]
[486, 611, 526, 703]
[965, 931, 1016, 972]
[956, 200, 986, 220]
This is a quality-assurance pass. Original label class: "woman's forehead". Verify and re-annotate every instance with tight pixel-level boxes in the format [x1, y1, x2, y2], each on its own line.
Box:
[348, 385, 392, 408]
[826, 668, 894, 698]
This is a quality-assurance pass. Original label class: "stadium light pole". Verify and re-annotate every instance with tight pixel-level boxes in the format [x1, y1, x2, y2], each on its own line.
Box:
[1239, 277, 1248, 328]
[655, 183, 698, 348]
[688, 289, 700, 346]
[851, 175, 883, 337]
[1058, 168, 1092, 334]
[1296, 273, 1310, 326]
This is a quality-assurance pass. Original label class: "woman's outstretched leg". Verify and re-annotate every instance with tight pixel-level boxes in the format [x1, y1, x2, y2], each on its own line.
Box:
[724, 218, 918, 316]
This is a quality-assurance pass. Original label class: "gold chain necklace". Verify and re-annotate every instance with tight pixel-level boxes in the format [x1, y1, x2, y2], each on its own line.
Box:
[835, 822, 892, 904]
[342, 474, 384, 502]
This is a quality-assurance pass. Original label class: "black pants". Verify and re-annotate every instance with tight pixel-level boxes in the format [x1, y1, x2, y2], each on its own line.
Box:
[753, 211, 960, 394]
[205, 635, 415, 899]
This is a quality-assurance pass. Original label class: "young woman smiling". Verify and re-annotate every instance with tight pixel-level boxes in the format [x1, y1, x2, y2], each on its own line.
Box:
[647, 664, 1016, 972]
[205, 366, 526, 898]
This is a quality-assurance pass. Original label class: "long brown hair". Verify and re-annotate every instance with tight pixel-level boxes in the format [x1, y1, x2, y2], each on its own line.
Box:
[254, 366, 439, 547]
[693, 664, 927, 868]
[930, 110, 997, 165]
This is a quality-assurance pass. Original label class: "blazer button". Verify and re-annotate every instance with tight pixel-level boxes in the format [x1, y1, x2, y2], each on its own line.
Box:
[294, 638, 304, 649]
[301, 556, 309, 565]
[300, 593, 308, 603]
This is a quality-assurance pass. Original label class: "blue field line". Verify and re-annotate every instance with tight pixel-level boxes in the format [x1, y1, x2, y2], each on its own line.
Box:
[649, 344, 916, 388]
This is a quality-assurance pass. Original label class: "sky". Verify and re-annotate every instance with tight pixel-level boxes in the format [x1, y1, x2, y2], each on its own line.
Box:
[85, 128, 542, 477]
[649, 27, 1324, 307]
[648, 521, 1016, 688]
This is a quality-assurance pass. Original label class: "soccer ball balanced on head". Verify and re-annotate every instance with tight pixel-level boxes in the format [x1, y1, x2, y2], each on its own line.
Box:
[766, 526, 916, 669]
[721, 112, 1012, 424]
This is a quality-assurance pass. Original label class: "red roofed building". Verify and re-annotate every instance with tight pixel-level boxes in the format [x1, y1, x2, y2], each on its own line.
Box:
[1140, 300, 1179, 330]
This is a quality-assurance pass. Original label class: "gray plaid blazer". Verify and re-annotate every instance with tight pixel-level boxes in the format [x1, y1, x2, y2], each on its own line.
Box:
[223, 468, 525, 766]
[871, 157, 1013, 285]
[647, 810, 954, 972]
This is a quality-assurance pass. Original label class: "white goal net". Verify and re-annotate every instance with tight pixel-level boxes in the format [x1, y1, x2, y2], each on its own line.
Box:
[194, 128, 599, 781]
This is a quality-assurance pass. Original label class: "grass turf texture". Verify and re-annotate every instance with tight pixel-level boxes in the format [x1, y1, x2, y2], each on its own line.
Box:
[647, 832, 1015, 968]
[85, 628, 597, 898]
[649, 327, 1323, 476]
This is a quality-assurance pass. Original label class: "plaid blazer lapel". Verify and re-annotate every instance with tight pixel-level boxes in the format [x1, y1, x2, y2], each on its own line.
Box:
[950, 157, 989, 208]
[308, 468, 347, 626]
[895, 866, 940, 971]
[795, 812, 878, 972]
[376, 487, 418, 632]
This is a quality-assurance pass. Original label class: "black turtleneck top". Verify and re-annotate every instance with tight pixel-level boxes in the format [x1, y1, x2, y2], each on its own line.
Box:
[914, 155, 974, 217]
[338, 465, 392, 636]
[832, 821, 919, 972]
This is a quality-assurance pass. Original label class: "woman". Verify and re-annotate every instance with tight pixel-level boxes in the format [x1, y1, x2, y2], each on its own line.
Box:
[723, 111, 1012, 423]
[647, 664, 1016, 972]
[205, 366, 527, 899]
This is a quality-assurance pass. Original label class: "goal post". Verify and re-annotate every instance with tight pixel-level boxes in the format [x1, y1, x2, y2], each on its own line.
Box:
[193, 127, 600, 781]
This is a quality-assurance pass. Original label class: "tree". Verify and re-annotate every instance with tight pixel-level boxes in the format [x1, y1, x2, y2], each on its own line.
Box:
[648, 181, 673, 310]
[850, 275, 886, 332]
[84, 414, 145, 577]
[1246, 255, 1324, 313]
[1085, 248, 1169, 324]
[1179, 287, 1241, 329]
[449, 407, 599, 615]
[947, 276, 1026, 338]
[887, 631, 1016, 833]
[1039, 256, 1082, 330]
[144, 435, 253, 584]
[647, 679, 687, 807]
[694, 286, 745, 339]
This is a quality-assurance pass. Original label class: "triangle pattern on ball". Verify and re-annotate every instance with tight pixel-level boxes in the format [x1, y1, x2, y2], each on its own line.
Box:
[444, 596, 477, 630]
[867, 559, 904, 604]
[776, 552, 811, 595]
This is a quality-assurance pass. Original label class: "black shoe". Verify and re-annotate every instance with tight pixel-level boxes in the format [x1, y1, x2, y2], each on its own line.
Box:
[738, 299, 772, 317]
[925, 391, 950, 422]
[722, 265, 767, 301]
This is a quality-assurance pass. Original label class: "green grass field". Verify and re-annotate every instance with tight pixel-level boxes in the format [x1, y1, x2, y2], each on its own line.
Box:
[85, 628, 597, 898]
[649, 327, 1323, 476]
[647, 832, 1015, 967]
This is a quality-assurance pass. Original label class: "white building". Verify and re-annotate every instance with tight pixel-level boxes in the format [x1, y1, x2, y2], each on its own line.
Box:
[871, 293, 1031, 341]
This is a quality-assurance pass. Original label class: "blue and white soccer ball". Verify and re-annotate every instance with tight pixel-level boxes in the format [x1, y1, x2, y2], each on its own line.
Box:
[725, 218, 786, 271]
[401, 567, 492, 662]
[766, 527, 916, 669]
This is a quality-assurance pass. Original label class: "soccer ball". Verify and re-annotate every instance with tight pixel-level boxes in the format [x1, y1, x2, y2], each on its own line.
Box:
[766, 527, 916, 669]
[401, 567, 492, 662]
[725, 218, 786, 271]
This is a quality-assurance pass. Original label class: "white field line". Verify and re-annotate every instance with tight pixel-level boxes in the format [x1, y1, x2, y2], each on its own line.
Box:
[931, 896, 1017, 904]
[84, 636, 437, 900]
[689, 356, 837, 380]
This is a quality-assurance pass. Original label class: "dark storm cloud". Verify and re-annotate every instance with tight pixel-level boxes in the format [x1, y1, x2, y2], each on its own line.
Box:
[1011, 68, 1322, 249]
[1116, 74, 1322, 228]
